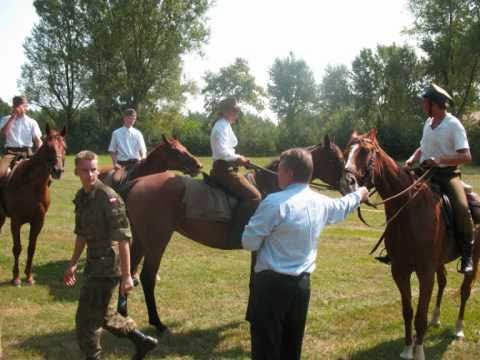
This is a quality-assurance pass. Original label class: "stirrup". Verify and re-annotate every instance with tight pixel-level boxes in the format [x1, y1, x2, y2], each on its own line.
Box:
[374, 248, 391, 265]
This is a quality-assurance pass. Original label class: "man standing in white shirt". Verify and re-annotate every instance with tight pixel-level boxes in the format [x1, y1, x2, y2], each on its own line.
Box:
[0, 95, 42, 182]
[108, 108, 147, 170]
[242, 148, 368, 360]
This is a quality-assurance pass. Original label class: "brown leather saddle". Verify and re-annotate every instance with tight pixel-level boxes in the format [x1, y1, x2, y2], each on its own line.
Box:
[102, 166, 136, 200]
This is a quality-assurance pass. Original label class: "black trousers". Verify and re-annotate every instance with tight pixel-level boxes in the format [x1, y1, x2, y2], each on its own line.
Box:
[248, 270, 311, 360]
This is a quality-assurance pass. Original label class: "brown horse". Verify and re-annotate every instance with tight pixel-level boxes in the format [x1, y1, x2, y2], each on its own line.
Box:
[122, 135, 347, 334]
[0, 124, 67, 286]
[98, 134, 202, 191]
[341, 129, 479, 360]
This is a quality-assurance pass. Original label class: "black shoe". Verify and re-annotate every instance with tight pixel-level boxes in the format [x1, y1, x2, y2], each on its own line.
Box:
[128, 329, 158, 360]
[375, 255, 391, 264]
[459, 256, 474, 274]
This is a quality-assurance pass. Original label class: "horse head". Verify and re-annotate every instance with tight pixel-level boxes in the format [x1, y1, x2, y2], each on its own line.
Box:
[43, 123, 67, 179]
[341, 129, 380, 193]
[148, 134, 202, 177]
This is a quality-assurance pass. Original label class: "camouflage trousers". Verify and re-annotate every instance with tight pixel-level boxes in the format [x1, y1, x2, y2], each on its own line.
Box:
[76, 276, 136, 359]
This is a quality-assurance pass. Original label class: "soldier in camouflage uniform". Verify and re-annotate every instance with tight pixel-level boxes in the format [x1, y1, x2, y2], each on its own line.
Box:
[64, 150, 158, 360]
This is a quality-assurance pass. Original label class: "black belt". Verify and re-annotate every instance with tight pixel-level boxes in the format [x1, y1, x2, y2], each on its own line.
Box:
[256, 270, 310, 281]
[117, 159, 139, 166]
[5, 146, 31, 152]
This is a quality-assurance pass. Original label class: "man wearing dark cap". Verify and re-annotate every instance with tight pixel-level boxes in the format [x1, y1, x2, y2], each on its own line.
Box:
[0, 95, 42, 183]
[404, 83, 474, 273]
[108, 108, 147, 170]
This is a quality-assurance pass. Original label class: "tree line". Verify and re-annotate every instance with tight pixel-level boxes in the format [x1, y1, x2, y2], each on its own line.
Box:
[2, 0, 480, 162]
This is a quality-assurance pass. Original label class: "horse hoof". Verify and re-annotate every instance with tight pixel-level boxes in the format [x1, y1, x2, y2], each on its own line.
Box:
[26, 278, 36, 286]
[11, 278, 21, 287]
[429, 320, 441, 328]
[400, 344, 414, 359]
[155, 324, 170, 336]
[455, 332, 465, 341]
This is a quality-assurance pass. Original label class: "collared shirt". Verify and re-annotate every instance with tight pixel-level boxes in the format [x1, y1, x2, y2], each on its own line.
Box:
[420, 113, 469, 167]
[0, 114, 41, 148]
[242, 183, 362, 276]
[108, 126, 147, 161]
[210, 118, 239, 162]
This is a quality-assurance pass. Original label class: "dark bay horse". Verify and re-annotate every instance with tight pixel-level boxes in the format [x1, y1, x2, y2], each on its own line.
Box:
[123, 135, 348, 334]
[99, 135, 202, 191]
[342, 129, 479, 360]
[0, 124, 67, 286]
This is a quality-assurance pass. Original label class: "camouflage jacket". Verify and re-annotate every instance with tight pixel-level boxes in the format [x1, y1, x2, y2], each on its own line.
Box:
[73, 180, 131, 277]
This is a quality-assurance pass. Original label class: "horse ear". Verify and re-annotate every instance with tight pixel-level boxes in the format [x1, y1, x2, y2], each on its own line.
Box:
[367, 128, 378, 140]
[45, 123, 51, 136]
[323, 134, 331, 147]
[61, 126, 67, 137]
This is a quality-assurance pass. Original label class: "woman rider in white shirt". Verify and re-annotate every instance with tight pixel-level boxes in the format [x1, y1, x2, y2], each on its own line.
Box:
[210, 98, 262, 249]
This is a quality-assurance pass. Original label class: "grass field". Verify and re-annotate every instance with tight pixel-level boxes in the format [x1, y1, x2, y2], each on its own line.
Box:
[0, 155, 480, 359]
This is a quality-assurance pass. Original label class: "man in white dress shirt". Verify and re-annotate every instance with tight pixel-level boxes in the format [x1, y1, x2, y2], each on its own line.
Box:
[242, 148, 368, 360]
[0, 95, 42, 183]
[108, 108, 147, 170]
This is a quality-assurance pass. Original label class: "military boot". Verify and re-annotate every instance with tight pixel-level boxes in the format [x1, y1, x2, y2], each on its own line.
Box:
[459, 237, 474, 274]
[127, 329, 158, 360]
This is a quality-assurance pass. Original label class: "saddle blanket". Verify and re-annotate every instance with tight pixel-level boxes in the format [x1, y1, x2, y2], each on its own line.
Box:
[181, 176, 238, 222]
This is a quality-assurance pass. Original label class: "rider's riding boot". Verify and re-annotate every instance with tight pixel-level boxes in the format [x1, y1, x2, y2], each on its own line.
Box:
[375, 255, 391, 265]
[127, 329, 158, 360]
[226, 199, 259, 250]
[459, 236, 474, 274]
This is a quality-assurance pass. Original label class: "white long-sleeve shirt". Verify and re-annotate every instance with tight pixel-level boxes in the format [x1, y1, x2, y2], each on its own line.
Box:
[0, 114, 42, 148]
[242, 183, 362, 276]
[210, 118, 240, 162]
[108, 126, 147, 161]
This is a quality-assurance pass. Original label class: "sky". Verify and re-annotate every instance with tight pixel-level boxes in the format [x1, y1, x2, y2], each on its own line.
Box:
[0, 0, 415, 114]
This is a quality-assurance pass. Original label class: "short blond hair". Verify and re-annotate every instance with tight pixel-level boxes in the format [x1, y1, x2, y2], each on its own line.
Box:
[75, 150, 98, 166]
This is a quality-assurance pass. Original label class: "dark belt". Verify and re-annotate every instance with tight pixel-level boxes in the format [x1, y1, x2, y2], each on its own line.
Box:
[256, 269, 310, 281]
[5, 146, 31, 153]
[117, 159, 139, 166]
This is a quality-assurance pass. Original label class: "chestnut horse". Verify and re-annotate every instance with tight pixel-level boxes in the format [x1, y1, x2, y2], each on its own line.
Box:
[98, 135, 202, 193]
[342, 129, 479, 360]
[122, 135, 348, 334]
[0, 124, 67, 286]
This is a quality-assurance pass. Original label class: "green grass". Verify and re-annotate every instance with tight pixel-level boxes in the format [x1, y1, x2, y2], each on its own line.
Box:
[0, 156, 480, 359]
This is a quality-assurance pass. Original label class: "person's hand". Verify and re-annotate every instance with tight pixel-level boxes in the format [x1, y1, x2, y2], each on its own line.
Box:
[120, 274, 134, 296]
[404, 157, 415, 168]
[421, 157, 440, 168]
[237, 156, 250, 168]
[357, 186, 369, 203]
[64, 263, 77, 287]
[10, 106, 21, 119]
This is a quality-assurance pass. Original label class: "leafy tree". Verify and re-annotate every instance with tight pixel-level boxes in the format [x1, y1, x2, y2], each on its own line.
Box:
[81, 0, 211, 126]
[202, 58, 266, 115]
[408, 0, 480, 116]
[268, 52, 319, 125]
[20, 0, 88, 130]
[0, 98, 10, 117]
[319, 64, 352, 114]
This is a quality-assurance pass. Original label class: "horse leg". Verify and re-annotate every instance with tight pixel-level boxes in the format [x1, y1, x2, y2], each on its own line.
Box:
[140, 245, 169, 335]
[430, 265, 447, 327]
[392, 267, 414, 360]
[0, 210, 6, 234]
[24, 219, 43, 285]
[454, 235, 479, 340]
[413, 270, 435, 360]
[117, 235, 144, 316]
[10, 220, 22, 286]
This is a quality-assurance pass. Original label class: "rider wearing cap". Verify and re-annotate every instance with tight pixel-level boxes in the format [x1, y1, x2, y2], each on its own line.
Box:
[405, 83, 474, 273]
[210, 98, 262, 248]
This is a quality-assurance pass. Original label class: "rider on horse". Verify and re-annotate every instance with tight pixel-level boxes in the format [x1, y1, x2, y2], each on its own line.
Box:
[0, 95, 42, 185]
[209, 98, 262, 248]
[404, 84, 474, 274]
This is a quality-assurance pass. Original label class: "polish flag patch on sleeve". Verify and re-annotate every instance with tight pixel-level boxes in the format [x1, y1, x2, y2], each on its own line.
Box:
[109, 197, 119, 204]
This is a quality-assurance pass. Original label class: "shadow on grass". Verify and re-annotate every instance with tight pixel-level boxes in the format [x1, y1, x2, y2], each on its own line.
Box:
[347, 329, 454, 360]
[15, 321, 248, 359]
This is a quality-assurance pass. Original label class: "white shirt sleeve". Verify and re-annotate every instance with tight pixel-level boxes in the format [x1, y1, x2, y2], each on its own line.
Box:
[108, 131, 117, 153]
[324, 191, 361, 225]
[452, 120, 469, 151]
[139, 132, 147, 155]
[31, 120, 42, 139]
[242, 197, 281, 251]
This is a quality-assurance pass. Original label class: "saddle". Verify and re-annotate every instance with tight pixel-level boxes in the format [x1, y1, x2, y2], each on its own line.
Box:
[102, 167, 136, 200]
[432, 181, 480, 263]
